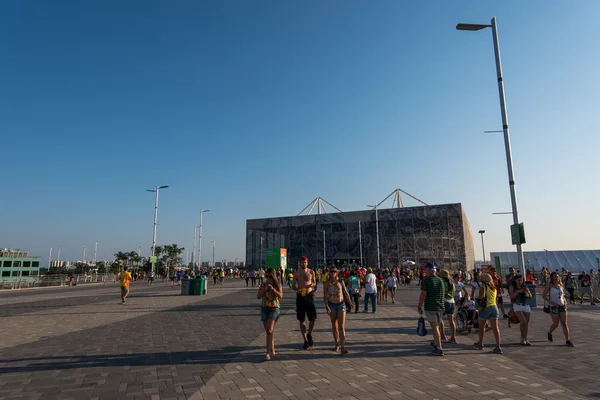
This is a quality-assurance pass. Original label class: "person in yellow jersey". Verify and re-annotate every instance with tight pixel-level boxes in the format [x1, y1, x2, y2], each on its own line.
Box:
[474, 273, 502, 354]
[119, 266, 132, 304]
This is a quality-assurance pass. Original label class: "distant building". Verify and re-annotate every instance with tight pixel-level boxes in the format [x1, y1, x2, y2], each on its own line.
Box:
[246, 203, 474, 271]
[491, 250, 600, 275]
[0, 248, 41, 282]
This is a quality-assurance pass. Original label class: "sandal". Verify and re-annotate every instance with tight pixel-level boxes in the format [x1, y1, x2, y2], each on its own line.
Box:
[333, 345, 340, 352]
[265, 354, 271, 361]
[340, 348, 349, 355]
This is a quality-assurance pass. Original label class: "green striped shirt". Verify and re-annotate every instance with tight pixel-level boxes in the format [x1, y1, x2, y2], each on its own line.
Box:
[421, 276, 445, 311]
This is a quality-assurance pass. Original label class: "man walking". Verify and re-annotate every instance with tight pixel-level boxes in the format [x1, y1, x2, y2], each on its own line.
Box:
[119, 266, 132, 304]
[363, 268, 377, 313]
[292, 256, 317, 350]
[417, 263, 445, 356]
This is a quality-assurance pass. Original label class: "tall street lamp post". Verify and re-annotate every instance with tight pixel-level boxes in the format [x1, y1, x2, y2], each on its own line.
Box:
[210, 240, 215, 268]
[478, 230, 486, 264]
[457, 17, 525, 276]
[198, 209, 210, 270]
[146, 185, 169, 274]
[367, 204, 381, 270]
[318, 229, 326, 267]
[544, 249, 549, 269]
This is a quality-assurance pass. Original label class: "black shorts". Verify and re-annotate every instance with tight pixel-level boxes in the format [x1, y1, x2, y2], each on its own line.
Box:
[296, 293, 317, 322]
[496, 294, 503, 304]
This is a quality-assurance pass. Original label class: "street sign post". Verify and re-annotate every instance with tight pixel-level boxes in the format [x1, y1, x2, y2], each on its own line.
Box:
[511, 223, 526, 245]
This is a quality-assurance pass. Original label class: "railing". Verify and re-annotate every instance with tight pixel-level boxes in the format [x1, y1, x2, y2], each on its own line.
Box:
[0, 274, 119, 290]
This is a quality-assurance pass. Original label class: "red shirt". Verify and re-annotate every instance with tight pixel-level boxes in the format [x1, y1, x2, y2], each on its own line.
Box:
[491, 273, 502, 293]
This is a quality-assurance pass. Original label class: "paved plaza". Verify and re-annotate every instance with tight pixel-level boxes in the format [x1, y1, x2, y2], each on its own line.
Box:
[0, 278, 598, 400]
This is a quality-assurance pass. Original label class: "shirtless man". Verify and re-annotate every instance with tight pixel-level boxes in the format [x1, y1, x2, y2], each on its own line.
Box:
[292, 256, 317, 350]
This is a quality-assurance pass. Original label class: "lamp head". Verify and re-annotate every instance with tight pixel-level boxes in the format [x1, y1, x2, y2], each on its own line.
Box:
[456, 23, 491, 31]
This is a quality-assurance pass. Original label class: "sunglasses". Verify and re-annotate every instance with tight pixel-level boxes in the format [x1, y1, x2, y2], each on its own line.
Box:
[329, 270, 338, 273]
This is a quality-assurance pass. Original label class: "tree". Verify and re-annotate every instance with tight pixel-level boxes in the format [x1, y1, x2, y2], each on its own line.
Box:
[96, 261, 106, 273]
[163, 244, 185, 272]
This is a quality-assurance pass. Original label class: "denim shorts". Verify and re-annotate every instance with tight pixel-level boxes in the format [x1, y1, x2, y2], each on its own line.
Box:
[261, 306, 281, 322]
[443, 301, 455, 317]
[478, 305, 499, 321]
[549, 305, 567, 314]
[328, 301, 346, 314]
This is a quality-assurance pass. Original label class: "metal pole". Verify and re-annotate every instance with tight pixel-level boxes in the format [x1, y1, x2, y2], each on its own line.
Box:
[359, 221, 363, 267]
[48, 247, 52, 270]
[545, 250, 549, 269]
[199, 211, 204, 269]
[491, 16, 525, 276]
[94, 242, 98, 263]
[151, 186, 159, 274]
[57, 246, 61, 269]
[260, 236, 263, 269]
[480, 232, 486, 264]
[212, 241, 215, 267]
[375, 204, 381, 270]
[83, 245, 86, 263]
[192, 226, 197, 267]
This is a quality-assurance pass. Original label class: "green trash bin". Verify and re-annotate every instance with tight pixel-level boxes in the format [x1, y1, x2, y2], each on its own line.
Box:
[526, 283, 537, 307]
[192, 276, 202, 296]
[200, 276, 207, 295]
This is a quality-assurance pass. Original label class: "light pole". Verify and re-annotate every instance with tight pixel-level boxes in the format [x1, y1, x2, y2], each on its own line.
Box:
[358, 221, 364, 267]
[210, 240, 215, 268]
[478, 230, 486, 264]
[457, 17, 525, 276]
[544, 249, 549, 269]
[192, 225, 199, 267]
[146, 185, 169, 274]
[199, 209, 210, 269]
[318, 229, 326, 267]
[367, 204, 381, 270]
[259, 236, 264, 269]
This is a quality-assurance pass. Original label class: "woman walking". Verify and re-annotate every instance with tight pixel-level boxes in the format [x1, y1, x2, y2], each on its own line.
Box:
[385, 273, 398, 304]
[257, 268, 283, 361]
[543, 272, 574, 347]
[323, 267, 353, 354]
[348, 269, 361, 313]
[564, 272, 577, 305]
[474, 273, 502, 354]
[439, 269, 457, 344]
[509, 274, 532, 346]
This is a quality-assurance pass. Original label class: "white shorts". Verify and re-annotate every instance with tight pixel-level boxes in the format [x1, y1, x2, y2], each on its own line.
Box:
[513, 303, 531, 313]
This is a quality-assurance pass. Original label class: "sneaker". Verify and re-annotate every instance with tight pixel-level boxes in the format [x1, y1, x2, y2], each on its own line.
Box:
[430, 340, 437, 349]
[448, 338, 458, 345]
[307, 334, 314, 347]
[591, 303, 597, 306]
[303, 340, 309, 350]
[473, 342, 484, 350]
[503, 314, 509, 319]
[493, 347, 503, 354]
[122, 299, 126, 304]
[431, 348, 444, 356]
[566, 340, 574, 347]
[547, 332, 553, 342]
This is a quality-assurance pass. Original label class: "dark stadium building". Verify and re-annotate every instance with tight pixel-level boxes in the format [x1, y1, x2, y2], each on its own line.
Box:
[246, 203, 475, 271]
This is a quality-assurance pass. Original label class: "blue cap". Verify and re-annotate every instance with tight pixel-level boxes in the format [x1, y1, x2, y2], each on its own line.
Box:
[425, 262, 436, 269]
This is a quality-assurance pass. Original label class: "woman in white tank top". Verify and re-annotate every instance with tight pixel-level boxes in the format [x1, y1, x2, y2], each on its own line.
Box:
[542, 272, 574, 347]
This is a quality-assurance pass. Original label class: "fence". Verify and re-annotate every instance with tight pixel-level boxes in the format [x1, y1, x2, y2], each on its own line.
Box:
[0, 273, 119, 290]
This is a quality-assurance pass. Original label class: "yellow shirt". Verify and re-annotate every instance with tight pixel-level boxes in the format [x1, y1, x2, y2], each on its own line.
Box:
[321, 273, 328, 283]
[481, 283, 497, 307]
[119, 271, 132, 287]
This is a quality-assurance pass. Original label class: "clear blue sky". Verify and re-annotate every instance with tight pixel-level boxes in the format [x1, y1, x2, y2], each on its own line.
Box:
[1, 1, 599, 264]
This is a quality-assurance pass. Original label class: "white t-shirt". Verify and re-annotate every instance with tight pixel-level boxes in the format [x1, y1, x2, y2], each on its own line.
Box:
[365, 273, 377, 294]
[385, 276, 397, 288]
[454, 282, 465, 299]
[470, 281, 480, 297]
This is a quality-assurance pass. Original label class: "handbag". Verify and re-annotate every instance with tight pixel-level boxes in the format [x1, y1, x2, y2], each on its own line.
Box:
[507, 308, 520, 328]
[417, 316, 428, 336]
[543, 302, 550, 314]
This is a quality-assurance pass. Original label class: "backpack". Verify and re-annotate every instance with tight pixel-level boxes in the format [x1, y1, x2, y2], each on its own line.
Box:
[417, 316, 428, 336]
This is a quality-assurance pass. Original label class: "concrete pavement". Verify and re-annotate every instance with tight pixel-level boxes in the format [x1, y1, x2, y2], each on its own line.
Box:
[0, 278, 597, 399]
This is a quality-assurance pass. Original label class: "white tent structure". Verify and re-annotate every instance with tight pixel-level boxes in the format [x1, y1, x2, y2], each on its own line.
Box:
[490, 250, 600, 274]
